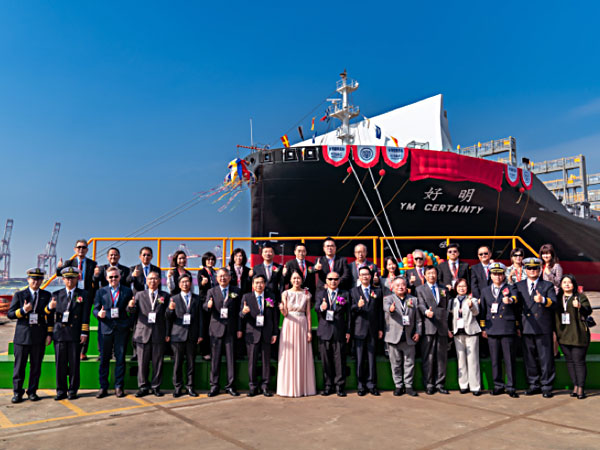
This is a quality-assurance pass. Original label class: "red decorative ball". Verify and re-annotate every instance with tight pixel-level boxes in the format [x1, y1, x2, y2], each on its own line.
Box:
[378, 169, 386, 177]
[519, 187, 525, 193]
[346, 166, 352, 174]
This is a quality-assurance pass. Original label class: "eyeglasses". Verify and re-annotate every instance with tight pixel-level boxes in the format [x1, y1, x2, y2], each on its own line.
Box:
[76, 246, 88, 249]
[414, 257, 424, 261]
[526, 267, 540, 270]
[327, 277, 339, 281]
[478, 252, 489, 256]
[512, 254, 523, 257]
[141, 253, 152, 257]
[108, 276, 120, 279]
[447, 250, 458, 254]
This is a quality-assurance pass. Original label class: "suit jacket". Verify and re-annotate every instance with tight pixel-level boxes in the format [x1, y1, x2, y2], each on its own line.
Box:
[438, 261, 470, 289]
[167, 268, 192, 296]
[350, 285, 383, 339]
[480, 283, 519, 336]
[448, 295, 480, 335]
[197, 266, 218, 299]
[406, 267, 425, 293]
[93, 285, 133, 335]
[314, 289, 351, 342]
[470, 263, 491, 299]
[416, 284, 450, 336]
[315, 256, 351, 291]
[52, 288, 90, 342]
[94, 263, 131, 289]
[282, 259, 315, 294]
[350, 261, 379, 288]
[229, 265, 251, 294]
[8, 289, 53, 345]
[555, 293, 592, 346]
[56, 257, 97, 293]
[204, 285, 241, 338]
[239, 291, 279, 344]
[128, 289, 170, 344]
[252, 263, 283, 299]
[126, 263, 161, 294]
[515, 278, 558, 335]
[166, 292, 202, 343]
[383, 294, 421, 345]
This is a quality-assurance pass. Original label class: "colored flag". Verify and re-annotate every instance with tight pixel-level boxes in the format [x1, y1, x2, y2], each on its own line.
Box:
[320, 114, 328, 122]
[375, 126, 381, 139]
[281, 135, 290, 148]
[298, 126, 304, 141]
[390, 136, 399, 147]
[311, 117, 315, 131]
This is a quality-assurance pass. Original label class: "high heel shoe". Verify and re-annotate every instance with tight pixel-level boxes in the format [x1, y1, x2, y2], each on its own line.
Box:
[578, 391, 587, 400]
[570, 391, 578, 398]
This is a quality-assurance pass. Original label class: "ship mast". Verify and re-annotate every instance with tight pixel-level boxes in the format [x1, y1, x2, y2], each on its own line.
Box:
[329, 69, 359, 145]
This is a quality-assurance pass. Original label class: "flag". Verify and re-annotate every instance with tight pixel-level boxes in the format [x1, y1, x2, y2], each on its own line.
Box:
[390, 136, 399, 147]
[311, 117, 315, 131]
[375, 125, 381, 139]
[298, 126, 304, 141]
[320, 114, 328, 122]
[281, 135, 290, 148]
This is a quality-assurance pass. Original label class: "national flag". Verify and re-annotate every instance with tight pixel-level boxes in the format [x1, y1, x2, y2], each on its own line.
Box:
[390, 136, 399, 147]
[298, 126, 304, 141]
[311, 117, 315, 131]
[281, 135, 290, 148]
[375, 125, 381, 139]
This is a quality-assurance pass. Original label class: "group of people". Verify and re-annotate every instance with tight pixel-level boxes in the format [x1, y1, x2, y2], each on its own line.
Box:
[7, 238, 594, 404]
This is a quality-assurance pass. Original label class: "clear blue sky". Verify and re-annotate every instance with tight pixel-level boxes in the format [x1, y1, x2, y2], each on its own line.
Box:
[1, 1, 599, 275]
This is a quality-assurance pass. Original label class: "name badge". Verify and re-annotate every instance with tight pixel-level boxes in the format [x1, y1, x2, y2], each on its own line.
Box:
[256, 315, 264, 327]
[183, 313, 191, 325]
[457, 318, 465, 329]
[402, 315, 410, 326]
[148, 312, 156, 324]
[29, 313, 38, 325]
[326, 310, 334, 321]
[220, 308, 228, 319]
[77, 280, 85, 290]
[110, 308, 119, 319]
[62, 311, 70, 323]
[491, 303, 499, 314]
[561, 313, 570, 325]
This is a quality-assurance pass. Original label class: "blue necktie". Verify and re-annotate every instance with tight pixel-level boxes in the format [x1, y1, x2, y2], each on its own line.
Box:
[257, 295, 263, 314]
[364, 288, 370, 302]
[144, 266, 149, 277]
[222, 288, 228, 301]
[431, 285, 438, 304]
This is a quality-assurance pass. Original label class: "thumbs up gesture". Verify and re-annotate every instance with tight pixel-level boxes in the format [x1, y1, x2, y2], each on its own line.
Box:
[572, 297, 580, 308]
[128, 298, 135, 308]
[425, 306, 434, 318]
[534, 290, 544, 303]
[23, 300, 32, 313]
[502, 295, 511, 305]
[282, 265, 288, 276]
[49, 297, 57, 310]
[242, 301, 250, 315]
[94, 266, 101, 276]
[389, 302, 396, 313]
[410, 274, 416, 283]
[98, 305, 106, 319]
[207, 297, 213, 309]
[132, 266, 140, 277]
[314, 258, 322, 271]
[201, 276, 209, 286]
[320, 298, 328, 311]
[358, 298, 365, 308]
[467, 298, 473, 308]
[169, 299, 176, 310]
[57, 258, 64, 268]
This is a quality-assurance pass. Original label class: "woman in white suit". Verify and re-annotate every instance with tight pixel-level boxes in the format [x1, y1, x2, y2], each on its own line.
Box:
[449, 278, 481, 395]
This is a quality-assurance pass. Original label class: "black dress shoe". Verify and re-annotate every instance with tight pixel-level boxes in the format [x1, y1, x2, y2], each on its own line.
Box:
[153, 389, 164, 397]
[426, 387, 435, 395]
[320, 389, 332, 396]
[472, 391, 481, 396]
[96, 389, 109, 399]
[393, 388, 404, 396]
[135, 389, 149, 398]
[11, 394, 23, 404]
[437, 388, 449, 395]
[173, 390, 183, 398]
[357, 389, 367, 396]
[247, 389, 258, 397]
[131, 355, 138, 362]
[570, 391, 578, 398]
[460, 389, 469, 394]
[370, 388, 381, 396]
[188, 390, 199, 397]
[262, 389, 273, 397]
[208, 389, 219, 397]
[28, 393, 41, 402]
[525, 387, 541, 396]
[337, 389, 347, 397]
[406, 388, 418, 397]
[491, 388, 505, 396]
[507, 391, 519, 398]
[68, 392, 79, 400]
[115, 388, 125, 398]
[542, 391, 553, 398]
[55, 393, 68, 401]
[225, 388, 239, 397]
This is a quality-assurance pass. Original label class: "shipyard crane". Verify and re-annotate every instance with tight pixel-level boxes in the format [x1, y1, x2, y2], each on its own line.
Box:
[37, 222, 61, 278]
[0, 219, 14, 280]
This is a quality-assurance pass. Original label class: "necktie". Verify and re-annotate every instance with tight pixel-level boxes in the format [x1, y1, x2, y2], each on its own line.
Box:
[530, 282, 535, 296]
[257, 295, 263, 314]
[301, 261, 306, 276]
[452, 262, 458, 278]
[266, 265, 272, 280]
[33, 291, 38, 309]
[144, 266, 149, 277]
[431, 285, 438, 304]
[78, 259, 82, 271]
[485, 265, 490, 279]
[185, 294, 190, 308]
[364, 287, 370, 302]
[222, 288, 228, 300]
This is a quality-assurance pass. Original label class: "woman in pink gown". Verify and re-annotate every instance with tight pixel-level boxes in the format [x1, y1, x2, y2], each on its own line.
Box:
[276, 270, 316, 397]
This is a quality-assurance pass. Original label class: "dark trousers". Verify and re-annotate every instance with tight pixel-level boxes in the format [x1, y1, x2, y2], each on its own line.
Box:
[210, 334, 235, 390]
[13, 343, 45, 395]
[99, 330, 128, 390]
[421, 334, 448, 389]
[171, 341, 196, 392]
[136, 342, 165, 391]
[247, 339, 271, 391]
[355, 334, 377, 390]
[561, 344, 588, 389]
[319, 339, 345, 390]
[55, 340, 81, 395]
[488, 335, 516, 391]
[522, 333, 555, 392]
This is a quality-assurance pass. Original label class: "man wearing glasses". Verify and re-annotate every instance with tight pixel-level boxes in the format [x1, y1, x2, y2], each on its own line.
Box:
[127, 247, 161, 294]
[406, 249, 426, 293]
[470, 245, 493, 299]
[438, 243, 469, 295]
[57, 239, 98, 360]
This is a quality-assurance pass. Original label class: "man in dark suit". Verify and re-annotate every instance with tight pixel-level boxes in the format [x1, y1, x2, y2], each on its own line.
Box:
[49, 267, 90, 400]
[93, 266, 133, 399]
[282, 243, 315, 295]
[416, 265, 451, 395]
[93, 247, 131, 289]
[315, 271, 351, 397]
[127, 247, 161, 294]
[480, 262, 520, 398]
[438, 243, 469, 294]
[251, 244, 283, 299]
[406, 249, 426, 294]
[240, 274, 278, 397]
[515, 257, 558, 398]
[349, 243, 380, 288]
[127, 270, 169, 397]
[204, 268, 241, 397]
[470, 245, 493, 299]
[56, 239, 97, 360]
[350, 266, 383, 396]
[315, 237, 351, 291]
[166, 273, 203, 397]
[8, 268, 53, 404]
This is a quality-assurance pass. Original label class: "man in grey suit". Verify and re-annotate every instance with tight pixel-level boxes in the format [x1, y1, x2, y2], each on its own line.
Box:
[127, 271, 170, 398]
[384, 277, 421, 396]
[417, 265, 451, 395]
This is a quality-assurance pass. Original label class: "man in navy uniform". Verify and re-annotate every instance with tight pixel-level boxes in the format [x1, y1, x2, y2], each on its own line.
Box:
[8, 268, 54, 403]
[315, 237, 351, 291]
[480, 262, 519, 398]
[515, 257, 558, 398]
[49, 267, 90, 400]
[350, 266, 383, 396]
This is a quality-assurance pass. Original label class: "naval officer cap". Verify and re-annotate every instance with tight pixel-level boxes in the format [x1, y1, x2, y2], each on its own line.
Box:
[26, 268, 46, 279]
[523, 257, 542, 269]
[60, 267, 81, 278]
[489, 262, 507, 273]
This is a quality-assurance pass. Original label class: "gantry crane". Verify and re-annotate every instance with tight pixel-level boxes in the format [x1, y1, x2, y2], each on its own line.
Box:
[0, 219, 14, 280]
[37, 222, 61, 278]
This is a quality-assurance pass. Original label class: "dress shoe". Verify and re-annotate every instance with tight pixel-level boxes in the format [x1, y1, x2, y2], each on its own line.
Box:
[542, 391, 553, 399]
[525, 387, 541, 396]
[507, 391, 519, 398]
[80, 353, 88, 361]
[188, 390, 199, 397]
[406, 388, 418, 397]
[393, 388, 405, 396]
[460, 389, 469, 394]
[437, 388, 449, 395]
[11, 394, 23, 404]
[208, 389, 219, 397]
[135, 389, 149, 398]
[173, 390, 183, 398]
[426, 387, 436, 395]
[131, 355, 138, 362]
[68, 392, 79, 400]
[55, 393, 67, 401]
[578, 392, 587, 400]
[357, 389, 367, 397]
[153, 389, 164, 397]
[225, 388, 239, 397]
[247, 389, 258, 397]
[370, 388, 381, 396]
[491, 388, 505, 396]
[320, 389, 332, 396]
[336, 389, 347, 397]
[472, 391, 482, 397]
[96, 389, 109, 399]
[262, 389, 273, 397]
[115, 388, 125, 398]
[570, 391, 578, 398]
[28, 393, 41, 402]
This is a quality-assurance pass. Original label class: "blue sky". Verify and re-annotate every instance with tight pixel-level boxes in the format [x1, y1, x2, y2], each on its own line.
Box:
[1, 1, 599, 275]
